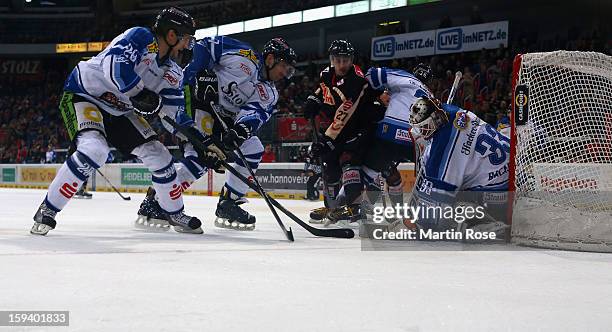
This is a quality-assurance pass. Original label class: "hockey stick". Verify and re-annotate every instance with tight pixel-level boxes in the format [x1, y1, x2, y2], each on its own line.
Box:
[96, 168, 131, 201]
[208, 104, 294, 241]
[447, 71, 462, 104]
[162, 115, 355, 239]
[309, 118, 329, 203]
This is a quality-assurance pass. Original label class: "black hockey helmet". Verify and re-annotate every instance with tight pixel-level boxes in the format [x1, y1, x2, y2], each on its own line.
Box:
[328, 39, 355, 57]
[153, 6, 196, 66]
[412, 63, 433, 83]
[153, 6, 196, 38]
[263, 37, 297, 66]
[262, 37, 297, 79]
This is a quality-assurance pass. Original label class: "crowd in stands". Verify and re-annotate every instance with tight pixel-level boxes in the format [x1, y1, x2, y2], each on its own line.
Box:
[0, 0, 354, 44]
[0, 78, 67, 164]
[0, 30, 608, 163]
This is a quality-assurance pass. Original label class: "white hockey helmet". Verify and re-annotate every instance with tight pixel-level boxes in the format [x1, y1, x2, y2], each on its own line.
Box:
[409, 97, 448, 139]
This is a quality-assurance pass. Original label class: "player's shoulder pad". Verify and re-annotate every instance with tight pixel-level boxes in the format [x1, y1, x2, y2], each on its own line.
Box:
[219, 36, 259, 63]
[123, 27, 156, 53]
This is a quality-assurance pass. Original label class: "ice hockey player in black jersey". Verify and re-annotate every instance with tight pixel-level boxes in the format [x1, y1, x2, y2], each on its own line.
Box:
[304, 39, 384, 225]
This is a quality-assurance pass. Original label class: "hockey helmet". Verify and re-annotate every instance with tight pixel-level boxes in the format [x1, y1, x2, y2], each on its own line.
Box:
[262, 37, 297, 79]
[412, 63, 433, 83]
[409, 97, 448, 139]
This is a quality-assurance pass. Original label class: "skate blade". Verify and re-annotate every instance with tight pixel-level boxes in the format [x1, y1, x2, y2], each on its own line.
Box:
[30, 222, 52, 236]
[214, 217, 255, 231]
[72, 195, 93, 199]
[308, 218, 325, 224]
[173, 226, 204, 234]
[134, 215, 171, 232]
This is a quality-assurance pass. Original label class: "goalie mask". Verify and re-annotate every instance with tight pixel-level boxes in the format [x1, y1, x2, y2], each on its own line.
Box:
[409, 97, 449, 139]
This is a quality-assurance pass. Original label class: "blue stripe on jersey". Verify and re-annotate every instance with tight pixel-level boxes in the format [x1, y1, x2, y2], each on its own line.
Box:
[110, 55, 125, 91]
[427, 176, 458, 191]
[381, 67, 388, 85]
[243, 151, 264, 161]
[440, 129, 461, 180]
[234, 157, 259, 170]
[123, 27, 153, 52]
[159, 88, 183, 96]
[64, 68, 86, 94]
[369, 68, 382, 89]
[183, 41, 214, 85]
[162, 96, 184, 106]
[219, 36, 254, 54]
[425, 122, 453, 179]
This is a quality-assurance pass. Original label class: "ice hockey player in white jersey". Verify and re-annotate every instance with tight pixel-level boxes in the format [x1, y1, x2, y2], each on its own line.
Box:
[31, 7, 209, 235]
[137, 35, 297, 231]
[360, 65, 433, 220]
[407, 96, 510, 232]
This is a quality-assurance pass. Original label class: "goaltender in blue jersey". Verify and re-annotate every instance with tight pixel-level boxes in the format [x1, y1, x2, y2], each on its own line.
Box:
[407, 96, 510, 233]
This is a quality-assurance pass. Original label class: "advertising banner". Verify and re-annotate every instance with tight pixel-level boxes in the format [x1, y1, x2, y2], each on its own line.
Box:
[371, 21, 508, 60]
[277, 117, 312, 141]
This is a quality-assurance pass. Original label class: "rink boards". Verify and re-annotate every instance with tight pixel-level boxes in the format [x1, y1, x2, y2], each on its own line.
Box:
[0, 163, 417, 200]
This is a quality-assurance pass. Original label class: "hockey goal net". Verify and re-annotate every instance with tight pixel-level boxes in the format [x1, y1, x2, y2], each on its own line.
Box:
[510, 51, 612, 252]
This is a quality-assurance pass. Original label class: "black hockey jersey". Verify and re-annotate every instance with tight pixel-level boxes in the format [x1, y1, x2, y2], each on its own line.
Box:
[313, 65, 384, 144]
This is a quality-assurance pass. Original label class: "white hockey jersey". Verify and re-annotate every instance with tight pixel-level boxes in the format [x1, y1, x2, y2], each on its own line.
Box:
[183, 36, 278, 133]
[416, 104, 510, 198]
[365, 67, 432, 146]
[64, 27, 185, 121]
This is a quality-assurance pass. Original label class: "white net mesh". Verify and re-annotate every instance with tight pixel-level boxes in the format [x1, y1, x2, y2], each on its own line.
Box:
[511, 51, 612, 252]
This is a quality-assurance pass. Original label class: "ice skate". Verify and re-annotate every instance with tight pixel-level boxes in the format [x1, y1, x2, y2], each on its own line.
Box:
[134, 187, 171, 231]
[325, 204, 365, 228]
[30, 201, 58, 236]
[214, 189, 255, 231]
[308, 206, 329, 224]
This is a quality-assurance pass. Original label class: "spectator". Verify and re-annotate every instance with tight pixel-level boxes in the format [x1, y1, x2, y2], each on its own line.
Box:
[45, 144, 56, 164]
[261, 144, 276, 163]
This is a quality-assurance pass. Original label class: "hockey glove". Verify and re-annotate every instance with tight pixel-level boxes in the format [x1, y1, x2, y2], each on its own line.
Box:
[303, 94, 322, 119]
[186, 127, 226, 173]
[222, 123, 251, 149]
[310, 135, 335, 159]
[130, 88, 161, 116]
[195, 70, 219, 103]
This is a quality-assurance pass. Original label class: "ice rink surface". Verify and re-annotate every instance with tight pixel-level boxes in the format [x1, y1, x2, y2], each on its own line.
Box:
[1, 188, 611, 332]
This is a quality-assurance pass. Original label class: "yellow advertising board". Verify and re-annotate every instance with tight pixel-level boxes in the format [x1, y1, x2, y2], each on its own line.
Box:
[56, 43, 88, 53]
[20, 167, 57, 184]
